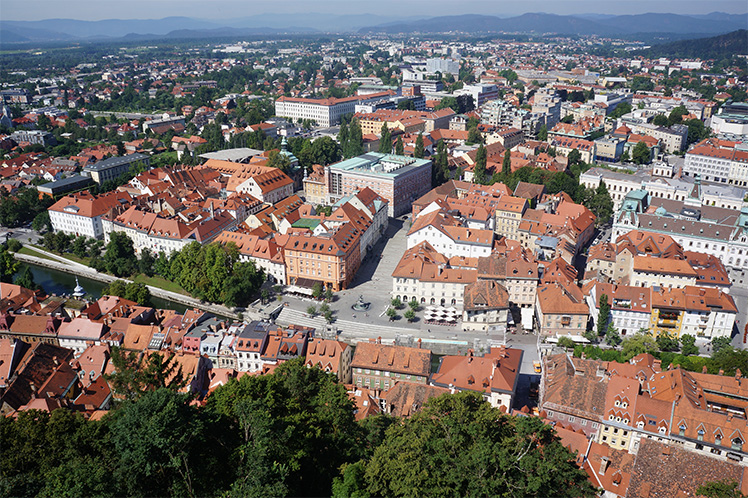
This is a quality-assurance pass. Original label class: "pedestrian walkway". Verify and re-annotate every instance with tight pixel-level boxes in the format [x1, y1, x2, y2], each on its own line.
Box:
[275, 307, 327, 330]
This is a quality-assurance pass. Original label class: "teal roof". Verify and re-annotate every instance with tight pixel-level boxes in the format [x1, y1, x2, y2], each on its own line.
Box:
[329, 152, 431, 178]
[292, 218, 321, 229]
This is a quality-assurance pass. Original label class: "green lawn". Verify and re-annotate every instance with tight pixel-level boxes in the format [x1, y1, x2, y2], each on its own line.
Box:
[133, 274, 190, 296]
[17, 246, 56, 261]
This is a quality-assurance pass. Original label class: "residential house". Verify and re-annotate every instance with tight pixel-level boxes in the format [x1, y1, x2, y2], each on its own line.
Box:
[351, 341, 432, 392]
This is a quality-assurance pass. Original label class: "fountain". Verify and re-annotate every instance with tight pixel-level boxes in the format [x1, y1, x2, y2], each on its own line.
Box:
[351, 295, 370, 311]
[72, 277, 85, 298]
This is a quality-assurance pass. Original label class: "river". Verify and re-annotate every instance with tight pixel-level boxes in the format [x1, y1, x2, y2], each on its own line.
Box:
[21, 263, 190, 313]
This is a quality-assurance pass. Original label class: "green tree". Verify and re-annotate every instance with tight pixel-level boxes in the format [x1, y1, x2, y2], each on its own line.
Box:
[711, 336, 733, 355]
[310, 136, 342, 165]
[558, 336, 576, 350]
[697, 480, 748, 498]
[71, 236, 89, 259]
[567, 148, 582, 167]
[652, 114, 669, 126]
[621, 330, 658, 359]
[312, 282, 324, 299]
[358, 392, 596, 498]
[0, 244, 19, 283]
[307, 305, 317, 317]
[106, 347, 188, 401]
[414, 133, 424, 159]
[390, 297, 402, 309]
[667, 105, 688, 126]
[404, 309, 416, 322]
[266, 150, 292, 172]
[467, 126, 482, 145]
[537, 124, 548, 141]
[473, 143, 487, 184]
[138, 248, 155, 277]
[14, 265, 40, 291]
[502, 149, 511, 176]
[378, 123, 392, 154]
[207, 359, 362, 497]
[397, 99, 415, 110]
[621, 150, 631, 163]
[680, 334, 699, 356]
[394, 136, 404, 155]
[408, 299, 419, 311]
[432, 140, 450, 187]
[588, 182, 614, 226]
[631, 141, 651, 165]
[605, 324, 622, 347]
[110, 389, 229, 497]
[609, 102, 633, 119]
[103, 232, 138, 277]
[385, 307, 397, 321]
[32, 211, 52, 232]
[6, 238, 21, 252]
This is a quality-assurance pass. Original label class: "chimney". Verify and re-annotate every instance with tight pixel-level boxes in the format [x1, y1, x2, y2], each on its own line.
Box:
[598, 457, 609, 475]
[417, 338, 422, 349]
[377, 336, 382, 344]
[719, 369, 725, 376]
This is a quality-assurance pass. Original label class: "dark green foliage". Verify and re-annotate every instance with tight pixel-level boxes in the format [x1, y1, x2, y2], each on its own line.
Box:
[656, 333, 680, 352]
[0, 187, 54, 228]
[354, 392, 595, 498]
[466, 126, 482, 145]
[473, 143, 487, 184]
[0, 409, 114, 498]
[106, 347, 188, 401]
[207, 359, 363, 497]
[711, 336, 733, 355]
[646, 30, 748, 60]
[138, 248, 156, 277]
[588, 182, 614, 226]
[414, 133, 425, 159]
[13, 265, 40, 291]
[631, 141, 651, 165]
[109, 389, 230, 497]
[6, 238, 21, 252]
[696, 479, 748, 498]
[652, 114, 669, 126]
[102, 280, 152, 306]
[597, 294, 610, 337]
[609, 102, 632, 119]
[169, 242, 264, 307]
[341, 119, 364, 158]
[378, 123, 392, 154]
[103, 231, 138, 277]
[537, 124, 548, 141]
[680, 334, 699, 356]
[0, 244, 19, 283]
[32, 211, 52, 232]
[395, 136, 404, 155]
[432, 139, 450, 187]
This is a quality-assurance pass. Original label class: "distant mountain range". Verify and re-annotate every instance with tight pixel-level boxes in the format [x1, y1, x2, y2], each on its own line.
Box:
[0, 12, 746, 45]
[358, 12, 748, 36]
[645, 29, 748, 59]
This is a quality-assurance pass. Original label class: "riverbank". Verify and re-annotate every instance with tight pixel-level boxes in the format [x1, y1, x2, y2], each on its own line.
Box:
[13, 248, 244, 320]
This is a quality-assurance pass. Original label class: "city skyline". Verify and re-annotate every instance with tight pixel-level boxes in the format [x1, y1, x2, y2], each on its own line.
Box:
[3, 1, 747, 22]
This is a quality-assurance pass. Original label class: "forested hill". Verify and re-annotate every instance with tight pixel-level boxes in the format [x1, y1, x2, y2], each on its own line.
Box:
[645, 30, 748, 59]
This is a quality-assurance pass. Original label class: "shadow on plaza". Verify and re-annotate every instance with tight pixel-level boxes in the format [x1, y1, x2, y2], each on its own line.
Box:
[347, 218, 405, 289]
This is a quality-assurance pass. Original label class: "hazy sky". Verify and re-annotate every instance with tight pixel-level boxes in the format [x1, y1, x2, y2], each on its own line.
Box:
[3, 0, 747, 21]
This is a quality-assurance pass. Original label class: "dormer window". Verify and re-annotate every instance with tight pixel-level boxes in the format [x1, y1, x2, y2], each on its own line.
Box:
[733, 438, 743, 451]
[679, 424, 686, 437]
[697, 429, 705, 441]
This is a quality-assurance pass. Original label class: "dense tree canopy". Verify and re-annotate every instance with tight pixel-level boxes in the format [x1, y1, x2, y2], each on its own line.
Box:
[341, 392, 595, 498]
